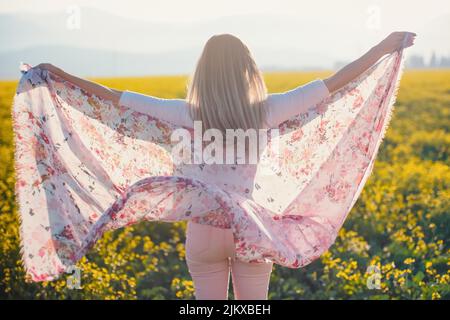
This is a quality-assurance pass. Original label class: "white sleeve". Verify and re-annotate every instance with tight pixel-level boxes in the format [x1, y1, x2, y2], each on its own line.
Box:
[119, 90, 193, 128]
[264, 79, 330, 127]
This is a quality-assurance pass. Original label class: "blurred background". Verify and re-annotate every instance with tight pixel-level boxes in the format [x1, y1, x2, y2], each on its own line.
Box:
[0, 0, 449, 300]
[0, 0, 449, 78]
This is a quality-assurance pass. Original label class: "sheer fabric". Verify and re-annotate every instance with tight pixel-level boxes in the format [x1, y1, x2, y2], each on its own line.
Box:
[12, 50, 405, 281]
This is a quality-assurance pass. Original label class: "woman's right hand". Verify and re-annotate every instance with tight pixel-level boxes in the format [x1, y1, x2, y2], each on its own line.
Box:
[377, 32, 416, 55]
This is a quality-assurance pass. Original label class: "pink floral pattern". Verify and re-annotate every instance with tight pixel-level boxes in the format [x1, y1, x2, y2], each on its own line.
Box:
[12, 51, 405, 281]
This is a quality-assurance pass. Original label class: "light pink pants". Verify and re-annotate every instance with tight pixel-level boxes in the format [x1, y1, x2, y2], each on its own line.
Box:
[185, 221, 273, 300]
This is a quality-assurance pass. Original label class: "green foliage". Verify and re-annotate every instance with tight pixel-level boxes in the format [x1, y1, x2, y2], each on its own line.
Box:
[0, 71, 449, 299]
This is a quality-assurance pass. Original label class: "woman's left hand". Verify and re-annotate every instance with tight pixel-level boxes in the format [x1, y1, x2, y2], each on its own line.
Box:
[377, 32, 417, 55]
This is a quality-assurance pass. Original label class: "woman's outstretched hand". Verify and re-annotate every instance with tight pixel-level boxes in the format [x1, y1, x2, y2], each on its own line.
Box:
[323, 31, 416, 93]
[33, 63, 122, 105]
[377, 31, 417, 55]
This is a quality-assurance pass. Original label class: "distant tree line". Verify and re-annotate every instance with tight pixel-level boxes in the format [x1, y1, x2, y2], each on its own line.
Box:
[406, 52, 450, 68]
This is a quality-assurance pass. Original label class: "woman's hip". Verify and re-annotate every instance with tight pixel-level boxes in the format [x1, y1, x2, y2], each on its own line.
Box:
[185, 221, 235, 263]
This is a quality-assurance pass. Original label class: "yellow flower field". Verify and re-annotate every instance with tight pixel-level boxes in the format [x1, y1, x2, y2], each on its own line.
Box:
[0, 70, 448, 299]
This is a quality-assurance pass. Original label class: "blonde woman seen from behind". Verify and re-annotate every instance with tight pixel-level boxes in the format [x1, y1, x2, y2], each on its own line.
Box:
[34, 31, 416, 300]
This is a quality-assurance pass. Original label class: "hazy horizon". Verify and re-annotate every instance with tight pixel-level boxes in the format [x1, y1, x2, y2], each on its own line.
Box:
[1, 0, 449, 79]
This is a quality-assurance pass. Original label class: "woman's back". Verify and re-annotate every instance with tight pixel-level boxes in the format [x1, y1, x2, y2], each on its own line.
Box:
[119, 78, 330, 197]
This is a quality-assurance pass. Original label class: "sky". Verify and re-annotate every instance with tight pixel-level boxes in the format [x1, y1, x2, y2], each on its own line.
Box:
[0, 0, 449, 77]
[2, 0, 449, 53]
[1, 0, 449, 25]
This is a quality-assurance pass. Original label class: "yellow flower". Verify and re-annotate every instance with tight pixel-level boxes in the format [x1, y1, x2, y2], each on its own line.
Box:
[432, 292, 441, 300]
[439, 274, 449, 284]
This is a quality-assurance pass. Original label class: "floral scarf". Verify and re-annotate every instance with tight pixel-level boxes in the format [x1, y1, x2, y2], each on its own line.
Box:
[12, 50, 405, 282]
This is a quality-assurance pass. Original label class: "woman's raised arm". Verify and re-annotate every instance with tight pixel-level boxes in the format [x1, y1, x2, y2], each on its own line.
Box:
[118, 90, 192, 127]
[33, 63, 192, 127]
[33, 63, 123, 105]
[323, 31, 416, 93]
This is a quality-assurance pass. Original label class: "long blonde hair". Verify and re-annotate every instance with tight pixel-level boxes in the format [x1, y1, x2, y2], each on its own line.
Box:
[186, 34, 268, 132]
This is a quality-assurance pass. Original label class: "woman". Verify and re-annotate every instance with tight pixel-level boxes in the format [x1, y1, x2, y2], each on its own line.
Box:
[34, 31, 415, 300]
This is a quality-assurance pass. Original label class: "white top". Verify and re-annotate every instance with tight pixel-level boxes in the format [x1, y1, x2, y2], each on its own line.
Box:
[118, 79, 330, 128]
